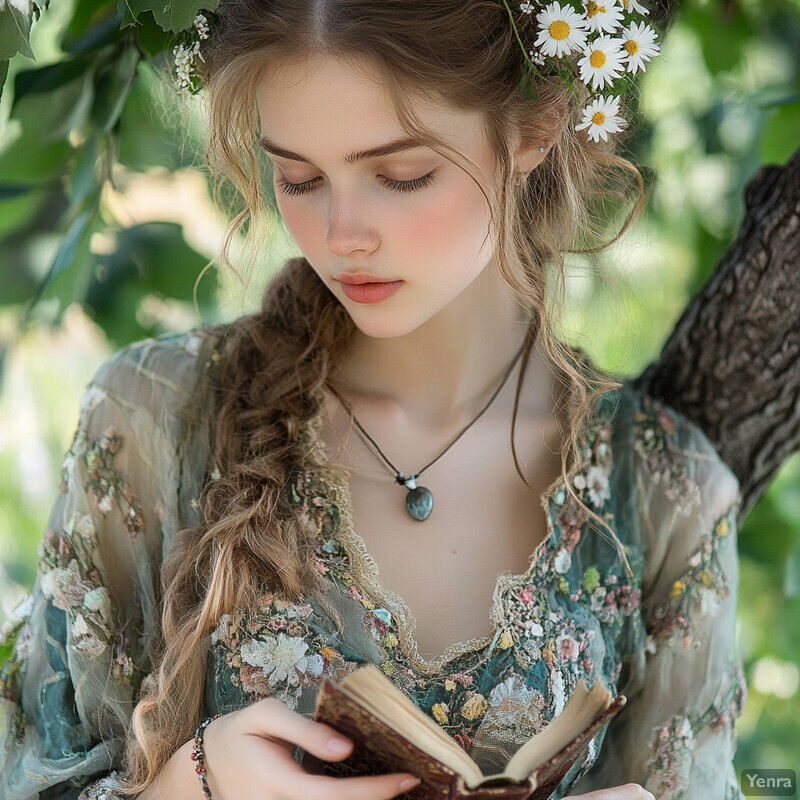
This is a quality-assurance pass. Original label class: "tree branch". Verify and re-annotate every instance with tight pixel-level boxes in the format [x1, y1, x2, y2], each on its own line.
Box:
[632, 143, 800, 522]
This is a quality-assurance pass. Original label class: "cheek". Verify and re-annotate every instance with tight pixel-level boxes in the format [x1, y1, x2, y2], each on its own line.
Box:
[278, 202, 320, 251]
[407, 182, 491, 263]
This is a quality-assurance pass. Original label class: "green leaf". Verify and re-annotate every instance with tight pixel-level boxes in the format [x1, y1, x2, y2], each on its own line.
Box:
[0, 0, 35, 61]
[133, 8, 173, 55]
[12, 54, 94, 99]
[117, 0, 219, 33]
[63, 13, 127, 55]
[0, 59, 8, 101]
[68, 132, 101, 207]
[759, 101, 800, 166]
[26, 205, 97, 314]
[90, 45, 139, 133]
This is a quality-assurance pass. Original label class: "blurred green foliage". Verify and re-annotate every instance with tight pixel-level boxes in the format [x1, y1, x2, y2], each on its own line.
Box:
[0, 0, 798, 784]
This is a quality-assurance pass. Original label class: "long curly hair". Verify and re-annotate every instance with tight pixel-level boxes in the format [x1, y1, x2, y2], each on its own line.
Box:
[121, 0, 645, 791]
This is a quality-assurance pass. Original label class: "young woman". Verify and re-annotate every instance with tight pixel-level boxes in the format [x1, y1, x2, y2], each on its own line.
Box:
[0, 1, 747, 799]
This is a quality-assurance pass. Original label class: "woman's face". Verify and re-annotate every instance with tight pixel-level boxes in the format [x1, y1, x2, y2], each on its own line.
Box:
[255, 54, 510, 339]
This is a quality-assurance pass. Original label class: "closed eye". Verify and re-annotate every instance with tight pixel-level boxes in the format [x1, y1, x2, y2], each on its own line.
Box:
[275, 171, 437, 197]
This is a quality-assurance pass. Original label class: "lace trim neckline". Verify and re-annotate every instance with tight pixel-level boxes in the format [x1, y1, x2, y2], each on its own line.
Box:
[301, 346, 610, 677]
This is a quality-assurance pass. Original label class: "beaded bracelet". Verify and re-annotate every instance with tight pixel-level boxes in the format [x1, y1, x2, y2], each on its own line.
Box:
[190, 714, 220, 799]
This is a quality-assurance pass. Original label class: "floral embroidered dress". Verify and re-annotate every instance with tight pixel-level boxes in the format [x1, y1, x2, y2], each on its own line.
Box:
[0, 327, 747, 800]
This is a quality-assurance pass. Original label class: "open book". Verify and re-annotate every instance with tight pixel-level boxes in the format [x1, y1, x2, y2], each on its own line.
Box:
[303, 663, 626, 800]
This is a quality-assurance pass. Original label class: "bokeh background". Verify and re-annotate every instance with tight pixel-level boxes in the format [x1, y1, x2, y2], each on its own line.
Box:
[1, 0, 799, 780]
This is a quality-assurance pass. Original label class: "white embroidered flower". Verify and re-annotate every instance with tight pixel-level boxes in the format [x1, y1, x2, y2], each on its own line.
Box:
[578, 36, 626, 90]
[699, 587, 722, 617]
[98, 485, 115, 514]
[82, 586, 111, 619]
[572, 472, 587, 490]
[534, 2, 589, 58]
[590, 585, 607, 610]
[524, 620, 545, 637]
[554, 547, 572, 573]
[240, 634, 324, 687]
[548, 667, 566, 716]
[583, 0, 624, 34]
[575, 95, 627, 142]
[73, 613, 90, 638]
[620, 21, 660, 74]
[621, 0, 649, 14]
[586, 463, 612, 506]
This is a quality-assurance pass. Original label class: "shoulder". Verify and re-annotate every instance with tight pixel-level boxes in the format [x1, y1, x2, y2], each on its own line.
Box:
[88, 324, 230, 417]
[76, 324, 232, 449]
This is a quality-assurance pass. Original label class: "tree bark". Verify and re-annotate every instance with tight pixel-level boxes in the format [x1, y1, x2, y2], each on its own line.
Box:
[632, 144, 800, 522]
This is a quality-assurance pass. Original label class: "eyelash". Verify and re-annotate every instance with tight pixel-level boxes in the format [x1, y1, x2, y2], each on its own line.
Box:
[275, 171, 436, 197]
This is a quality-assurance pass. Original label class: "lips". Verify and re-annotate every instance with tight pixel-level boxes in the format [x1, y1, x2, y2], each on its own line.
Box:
[333, 272, 398, 285]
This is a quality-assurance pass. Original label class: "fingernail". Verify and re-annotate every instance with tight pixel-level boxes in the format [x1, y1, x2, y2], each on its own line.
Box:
[399, 777, 422, 791]
[328, 736, 351, 752]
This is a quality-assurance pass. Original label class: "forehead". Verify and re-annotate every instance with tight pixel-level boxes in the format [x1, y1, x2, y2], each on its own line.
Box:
[254, 54, 487, 163]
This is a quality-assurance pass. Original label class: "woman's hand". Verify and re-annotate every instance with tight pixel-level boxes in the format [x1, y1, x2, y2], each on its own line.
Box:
[567, 786, 656, 799]
[195, 697, 421, 800]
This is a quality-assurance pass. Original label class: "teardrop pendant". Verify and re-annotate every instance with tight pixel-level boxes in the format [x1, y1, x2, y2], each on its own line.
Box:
[403, 474, 434, 521]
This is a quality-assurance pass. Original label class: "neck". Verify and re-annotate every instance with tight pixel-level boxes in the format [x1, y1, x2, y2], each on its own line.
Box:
[328, 267, 545, 430]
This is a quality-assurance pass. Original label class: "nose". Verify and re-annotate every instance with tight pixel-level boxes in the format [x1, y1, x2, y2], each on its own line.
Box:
[324, 192, 380, 257]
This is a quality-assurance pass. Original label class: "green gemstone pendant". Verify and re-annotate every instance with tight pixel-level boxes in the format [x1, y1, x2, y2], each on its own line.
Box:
[403, 474, 434, 521]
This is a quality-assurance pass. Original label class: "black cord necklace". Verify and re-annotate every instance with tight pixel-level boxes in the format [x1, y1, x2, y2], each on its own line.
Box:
[324, 317, 537, 521]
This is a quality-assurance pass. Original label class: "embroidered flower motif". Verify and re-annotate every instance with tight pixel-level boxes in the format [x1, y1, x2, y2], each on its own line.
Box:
[432, 702, 450, 724]
[586, 464, 611, 507]
[461, 691, 488, 720]
[240, 634, 324, 690]
[554, 548, 572, 574]
[480, 671, 547, 740]
[644, 714, 694, 799]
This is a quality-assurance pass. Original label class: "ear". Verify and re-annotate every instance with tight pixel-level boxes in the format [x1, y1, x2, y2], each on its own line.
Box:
[516, 139, 552, 174]
[513, 113, 561, 176]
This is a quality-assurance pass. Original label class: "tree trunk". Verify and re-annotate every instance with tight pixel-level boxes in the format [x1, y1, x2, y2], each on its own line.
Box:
[632, 144, 800, 522]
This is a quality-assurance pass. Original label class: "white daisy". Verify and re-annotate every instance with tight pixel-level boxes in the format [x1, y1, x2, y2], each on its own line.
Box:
[620, 0, 649, 14]
[575, 95, 626, 141]
[583, 0, 624, 34]
[620, 21, 660, 74]
[534, 1, 589, 59]
[577, 36, 626, 90]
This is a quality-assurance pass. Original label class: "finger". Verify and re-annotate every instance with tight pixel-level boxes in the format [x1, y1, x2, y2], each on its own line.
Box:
[262, 751, 420, 800]
[244, 697, 355, 762]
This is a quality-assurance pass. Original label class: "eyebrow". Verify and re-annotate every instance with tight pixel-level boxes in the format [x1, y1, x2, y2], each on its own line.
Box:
[257, 134, 430, 165]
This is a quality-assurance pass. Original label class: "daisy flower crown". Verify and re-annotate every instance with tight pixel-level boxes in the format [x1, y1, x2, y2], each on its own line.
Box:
[172, 0, 660, 144]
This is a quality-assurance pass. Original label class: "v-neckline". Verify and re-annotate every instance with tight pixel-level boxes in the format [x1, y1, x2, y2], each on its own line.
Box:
[301, 346, 613, 677]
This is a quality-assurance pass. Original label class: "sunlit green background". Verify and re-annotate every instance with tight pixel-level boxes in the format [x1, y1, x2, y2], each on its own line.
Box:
[1, 0, 798, 783]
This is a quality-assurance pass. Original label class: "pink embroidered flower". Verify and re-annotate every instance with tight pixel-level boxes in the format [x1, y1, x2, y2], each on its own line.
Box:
[520, 588, 534, 606]
[556, 633, 580, 661]
[657, 407, 675, 434]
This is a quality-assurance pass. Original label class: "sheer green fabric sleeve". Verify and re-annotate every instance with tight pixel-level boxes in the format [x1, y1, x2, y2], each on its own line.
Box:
[570, 395, 748, 800]
[0, 330, 219, 800]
